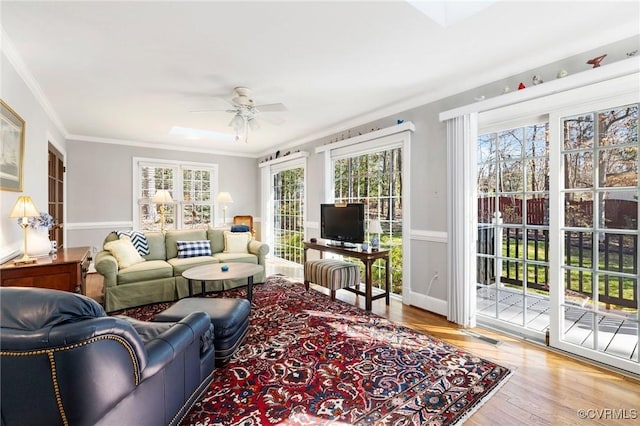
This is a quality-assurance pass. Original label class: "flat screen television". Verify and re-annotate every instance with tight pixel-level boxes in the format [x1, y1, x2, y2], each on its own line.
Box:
[320, 203, 365, 247]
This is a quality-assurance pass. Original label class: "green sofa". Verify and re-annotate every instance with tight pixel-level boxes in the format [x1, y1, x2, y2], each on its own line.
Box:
[95, 228, 269, 312]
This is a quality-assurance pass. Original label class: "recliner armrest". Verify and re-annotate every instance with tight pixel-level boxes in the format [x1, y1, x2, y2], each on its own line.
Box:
[141, 312, 211, 378]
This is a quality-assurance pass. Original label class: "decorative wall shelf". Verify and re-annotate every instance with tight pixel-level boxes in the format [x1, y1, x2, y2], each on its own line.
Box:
[258, 151, 309, 168]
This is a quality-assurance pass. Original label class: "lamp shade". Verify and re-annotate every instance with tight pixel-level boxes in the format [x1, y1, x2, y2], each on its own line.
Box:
[215, 192, 234, 204]
[152, 190, 173, 204]
[9, 196, 40, 218]
[368, 219, 383, 234]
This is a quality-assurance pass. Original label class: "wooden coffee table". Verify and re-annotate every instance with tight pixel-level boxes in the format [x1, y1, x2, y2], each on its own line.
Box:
[182, 262, 263, 301]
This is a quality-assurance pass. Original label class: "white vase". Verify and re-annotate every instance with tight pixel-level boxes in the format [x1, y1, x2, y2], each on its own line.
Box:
[26, 227, 52, 256]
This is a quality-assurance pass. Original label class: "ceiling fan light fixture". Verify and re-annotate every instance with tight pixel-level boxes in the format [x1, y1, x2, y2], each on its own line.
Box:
[247, 116, 260, 131]
[229, 113, 244, 132]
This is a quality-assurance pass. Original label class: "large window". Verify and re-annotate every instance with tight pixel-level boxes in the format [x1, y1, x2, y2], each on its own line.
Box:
[272, 167, 305, 264]
[333, 147, 404, 295]
[134, 158, 217, 230]
[559, 103, 638, 362]
[477, 123, 551, 333]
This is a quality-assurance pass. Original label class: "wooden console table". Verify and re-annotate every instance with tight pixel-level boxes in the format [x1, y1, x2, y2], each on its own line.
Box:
[303, 241, 390, 311]
[0, 247, 91, 295]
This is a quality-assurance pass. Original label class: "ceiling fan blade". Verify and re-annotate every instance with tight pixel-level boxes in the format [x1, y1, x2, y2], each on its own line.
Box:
[255, 103, 287, 112]
[260, 114, 286, 126]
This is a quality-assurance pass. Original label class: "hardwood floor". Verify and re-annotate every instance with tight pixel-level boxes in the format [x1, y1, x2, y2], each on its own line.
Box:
[87, 269, 640, 425]
[330, 288, 640, 426]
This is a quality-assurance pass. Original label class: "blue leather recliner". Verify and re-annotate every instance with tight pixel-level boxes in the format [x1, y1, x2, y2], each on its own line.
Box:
[0, 287, 215, 426]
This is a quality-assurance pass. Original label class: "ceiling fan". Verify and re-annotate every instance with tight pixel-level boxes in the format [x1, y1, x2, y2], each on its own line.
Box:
[191, 87, 287, 143]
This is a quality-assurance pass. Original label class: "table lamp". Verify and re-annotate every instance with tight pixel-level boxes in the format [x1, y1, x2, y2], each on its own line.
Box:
[369, 219, 383, 251]
[215, 191, 234, 225]
[152, 189, 173, 232]
[9, 195, 40, 264]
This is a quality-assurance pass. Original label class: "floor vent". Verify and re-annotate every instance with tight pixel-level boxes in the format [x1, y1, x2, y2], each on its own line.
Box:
[460, 329, 501, 345]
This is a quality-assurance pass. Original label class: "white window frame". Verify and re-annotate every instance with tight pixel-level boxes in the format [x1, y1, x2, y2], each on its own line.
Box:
[259, 152, 308, 254]
[316, 123, 413, 301]
[132, 157, 218, 230]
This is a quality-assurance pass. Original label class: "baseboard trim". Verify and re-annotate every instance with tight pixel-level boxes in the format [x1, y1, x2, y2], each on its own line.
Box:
[406, 290, 447, 316]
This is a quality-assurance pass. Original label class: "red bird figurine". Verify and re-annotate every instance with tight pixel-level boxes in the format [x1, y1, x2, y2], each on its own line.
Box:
[587, 54, 607, 68]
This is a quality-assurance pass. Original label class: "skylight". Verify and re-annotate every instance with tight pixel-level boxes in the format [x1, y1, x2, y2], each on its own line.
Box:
[407, 0, 495, 27]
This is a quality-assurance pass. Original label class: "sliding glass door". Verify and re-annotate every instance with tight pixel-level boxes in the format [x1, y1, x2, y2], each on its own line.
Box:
[553, 101, 639, 372]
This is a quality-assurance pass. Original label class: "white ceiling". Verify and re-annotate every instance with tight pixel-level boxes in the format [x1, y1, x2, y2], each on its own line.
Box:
[2, 1, 639, 157]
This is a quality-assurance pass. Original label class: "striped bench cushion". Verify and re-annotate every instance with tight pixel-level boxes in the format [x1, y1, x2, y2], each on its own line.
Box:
[304, 259, 360, 291]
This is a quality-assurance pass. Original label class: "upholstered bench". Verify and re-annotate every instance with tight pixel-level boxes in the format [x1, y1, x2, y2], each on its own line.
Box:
[304, 259, 360, 301]
[154, 297, 251, 366]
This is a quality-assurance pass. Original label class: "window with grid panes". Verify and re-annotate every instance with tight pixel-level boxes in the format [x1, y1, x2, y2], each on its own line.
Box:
[333, 147, 403, 295]
[135, 159, 217, 231]
[272, 167, 305, 264]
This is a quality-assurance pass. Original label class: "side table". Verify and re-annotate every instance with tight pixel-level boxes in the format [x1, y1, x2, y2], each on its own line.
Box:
[0, 247, 92, 295]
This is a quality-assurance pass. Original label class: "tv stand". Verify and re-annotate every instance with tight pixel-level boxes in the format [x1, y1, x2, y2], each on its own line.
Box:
[303, 241, 390, 311]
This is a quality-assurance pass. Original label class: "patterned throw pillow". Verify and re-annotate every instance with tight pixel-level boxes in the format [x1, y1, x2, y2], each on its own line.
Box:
[176, 240, 212, 258]
[116, 230, 150, 256]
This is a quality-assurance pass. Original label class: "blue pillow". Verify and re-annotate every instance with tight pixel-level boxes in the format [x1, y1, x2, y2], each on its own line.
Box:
[230, 224, 251, 233]
[176, 240, 212, 258]
[116, 230, 150, 255]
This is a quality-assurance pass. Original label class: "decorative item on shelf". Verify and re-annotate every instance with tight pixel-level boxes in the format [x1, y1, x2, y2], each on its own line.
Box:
[627, 50, 638, 57]
[586, 54, 607, 68]
[532, 75, 543, 85]
[25, 211, 55, 257]
[397, 119, 404, 125]
[361, 241, 369, 252]
[368, 219, 383, 251]
[556, 69, 569, 79]
[517, 82, 526, 90]
[152, 189, 174, 232]
[503, 86, 511, 93]
[474, 95, 485, 102]
[9, 196, 41, 264]
[215, 191, 234, 225]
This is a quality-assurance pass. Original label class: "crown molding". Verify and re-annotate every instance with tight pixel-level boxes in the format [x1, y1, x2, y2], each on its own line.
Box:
[1, 29, 68, 136]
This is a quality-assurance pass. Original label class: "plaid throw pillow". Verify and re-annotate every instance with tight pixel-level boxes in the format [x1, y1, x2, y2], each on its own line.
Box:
[177, 240, 212, 258]
[116, 230, 150, 256]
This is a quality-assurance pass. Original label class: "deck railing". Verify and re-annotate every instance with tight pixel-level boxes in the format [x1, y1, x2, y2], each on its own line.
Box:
[477, 222, 638, 309]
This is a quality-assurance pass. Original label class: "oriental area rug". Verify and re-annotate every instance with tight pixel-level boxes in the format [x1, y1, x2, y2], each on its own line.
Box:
[118, 276, 512, 425]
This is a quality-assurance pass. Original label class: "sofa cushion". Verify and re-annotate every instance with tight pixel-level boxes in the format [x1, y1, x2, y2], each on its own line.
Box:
[207, 228, 226, 253]
[177, 240, 212, 258]
[223, 231, 251, 253]
[116, 230, 150, 255]
[143, 231, 167, 261]
[168, 256, 219, 276]
[212, 253, 258, 264]
[104, 238, 146, 269]
[165, 229, 208, 259]
[117, 260, 173, 285]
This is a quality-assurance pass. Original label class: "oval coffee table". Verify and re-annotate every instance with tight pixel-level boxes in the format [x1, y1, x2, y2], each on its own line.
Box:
[182, 262, 264, 301]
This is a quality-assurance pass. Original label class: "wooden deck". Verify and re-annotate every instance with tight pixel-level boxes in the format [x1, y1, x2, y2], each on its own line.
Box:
[477, 284, 639, 362]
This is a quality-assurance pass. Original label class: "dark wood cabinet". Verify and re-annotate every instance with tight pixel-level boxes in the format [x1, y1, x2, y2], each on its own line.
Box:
[0, 247, 91, 294]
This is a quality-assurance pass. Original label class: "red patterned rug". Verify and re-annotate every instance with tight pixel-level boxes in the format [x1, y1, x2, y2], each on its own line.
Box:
[116, 276, 511, 425]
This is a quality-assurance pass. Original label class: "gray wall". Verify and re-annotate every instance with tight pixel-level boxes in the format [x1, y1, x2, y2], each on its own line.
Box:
[65, 140, 259, 254]
[1, 51, 66, 262]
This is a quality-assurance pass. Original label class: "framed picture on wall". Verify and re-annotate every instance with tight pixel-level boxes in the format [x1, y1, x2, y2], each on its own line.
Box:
[0, 99, 26, 192]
